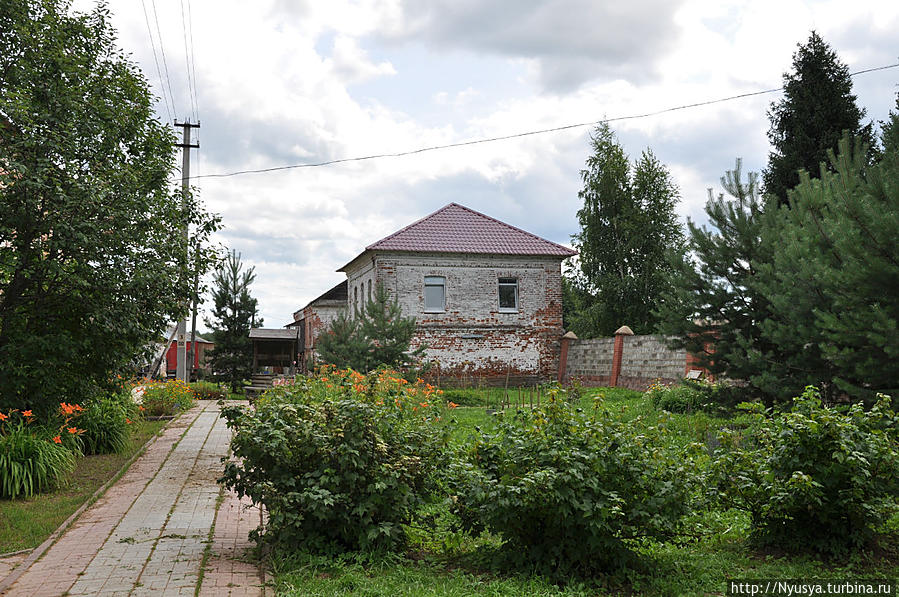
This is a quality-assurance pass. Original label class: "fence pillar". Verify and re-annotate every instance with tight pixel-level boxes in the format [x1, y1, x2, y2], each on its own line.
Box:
[557, 331, 578, 383]
[610, 325, 634, 387]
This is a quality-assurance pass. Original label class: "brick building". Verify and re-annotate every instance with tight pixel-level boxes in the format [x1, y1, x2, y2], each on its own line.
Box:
[293, 203, 576, 384]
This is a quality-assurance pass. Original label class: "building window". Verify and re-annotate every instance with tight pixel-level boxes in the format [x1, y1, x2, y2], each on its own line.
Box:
[368, 279, 372, 301]
[498, 277, 518, 312]
[354, 286, 358, 312]
[424, 276, 445, 312]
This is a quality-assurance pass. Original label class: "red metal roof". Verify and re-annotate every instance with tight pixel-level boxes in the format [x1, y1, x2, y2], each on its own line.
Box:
[363, 203, 577, 257]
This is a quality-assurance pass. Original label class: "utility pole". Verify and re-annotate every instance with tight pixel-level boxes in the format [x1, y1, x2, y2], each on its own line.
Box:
[174, 119, 200, 383]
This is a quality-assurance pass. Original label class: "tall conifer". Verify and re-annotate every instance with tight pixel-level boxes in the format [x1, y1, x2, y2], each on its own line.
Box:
[764, 31, 873, 203]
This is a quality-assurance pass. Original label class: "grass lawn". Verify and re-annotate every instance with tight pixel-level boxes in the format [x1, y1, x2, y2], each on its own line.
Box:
[272, 386, 899, 596]
[0, 418, 167, 554]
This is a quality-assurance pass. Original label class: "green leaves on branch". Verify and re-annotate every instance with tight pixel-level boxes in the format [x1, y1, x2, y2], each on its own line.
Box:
[446, 387, 701, 576]
[710, 386, 899, 555]
[567, 123, 684, 337]
[219, 385, 446, 553]
[0, 0, 220, 415]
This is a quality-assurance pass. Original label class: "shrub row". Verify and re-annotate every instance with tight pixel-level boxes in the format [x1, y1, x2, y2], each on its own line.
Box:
[222, 370, 899, 571]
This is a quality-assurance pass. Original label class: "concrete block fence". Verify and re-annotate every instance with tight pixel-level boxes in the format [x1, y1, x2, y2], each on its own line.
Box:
[559, 326, 709, 391]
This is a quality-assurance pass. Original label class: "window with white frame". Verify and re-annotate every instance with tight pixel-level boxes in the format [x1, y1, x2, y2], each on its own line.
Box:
[424, 276, 445, 312]
[498, 277, 518, 312]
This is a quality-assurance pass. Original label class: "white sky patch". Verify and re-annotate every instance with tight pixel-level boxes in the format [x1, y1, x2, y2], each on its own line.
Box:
[67, 0, 899, 330]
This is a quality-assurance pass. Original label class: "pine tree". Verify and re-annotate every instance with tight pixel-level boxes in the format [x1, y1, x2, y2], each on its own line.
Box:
[755, 137, 899, 401]
[316, 283, 424, 372]
[314, 309, 368, 371]
[569, 123, 684, 337]
[360, 282, 424, 370]
[656, 159, 776, 394]
[204, 251, 261, 392]
[763, 31, 874, 203]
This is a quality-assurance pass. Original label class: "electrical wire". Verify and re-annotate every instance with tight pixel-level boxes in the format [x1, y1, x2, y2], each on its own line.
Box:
[193, 62, 899, 180]
[180, 0, 199, 120]
[139, 0, 173, 124]
[150, 0, 179, 120]
[186, 0, 200, 119]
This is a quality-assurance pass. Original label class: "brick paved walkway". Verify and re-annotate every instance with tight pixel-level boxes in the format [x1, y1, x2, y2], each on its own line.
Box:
[1, 401, 266, 597]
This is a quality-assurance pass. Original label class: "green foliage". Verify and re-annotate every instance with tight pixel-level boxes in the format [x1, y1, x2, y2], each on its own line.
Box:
[74, 391, 138, 455]
[711, 386, 899, 556]
[881, 92, 899, 155]
[0, 410, 76, 499]
[764, 31, 874, 203]
[220, 373, 447, 553]
[646, 380, 705, 413]
[754, 138, 899, 401]
[315, 310, 371, 371]
[568, 123, 684, 337]
[647, 379, 747, 414]
[447, 386, 700, 576]
[140, 379, 195, 417]
[205, 250, 262, 393]
[0, 0, 219, 417]
[189, 381, 227, 400]
[656, 159, 778, 400]
[317, 283, 425, 373]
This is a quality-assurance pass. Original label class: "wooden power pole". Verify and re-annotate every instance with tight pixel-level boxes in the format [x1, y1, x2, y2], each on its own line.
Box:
[174, 120, 200, 383]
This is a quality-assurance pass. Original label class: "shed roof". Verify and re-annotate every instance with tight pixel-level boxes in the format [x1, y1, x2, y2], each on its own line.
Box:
[338, 203, 576, 271]
[249, 328, 301, 340]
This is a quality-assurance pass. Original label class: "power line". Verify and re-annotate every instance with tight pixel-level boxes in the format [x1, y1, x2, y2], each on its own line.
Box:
[180, 0, 199, 120]
[150, 0, 179, 119]
[193, 61, 899, 180]
[139, 0, 173, 123]
[186, 0, 200, 118]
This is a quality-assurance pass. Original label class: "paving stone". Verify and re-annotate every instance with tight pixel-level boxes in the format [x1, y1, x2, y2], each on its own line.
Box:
[2, 400, 265, 597]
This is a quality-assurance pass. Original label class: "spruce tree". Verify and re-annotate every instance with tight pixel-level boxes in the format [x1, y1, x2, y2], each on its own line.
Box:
[569, 123, 684, 336]
[204, 251, 261, 392]
[755, 137, 898, 401]
[763, 31, 874, 203]
[656, 159, 776, 393]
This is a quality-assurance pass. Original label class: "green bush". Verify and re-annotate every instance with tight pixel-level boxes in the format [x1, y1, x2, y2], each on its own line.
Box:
[0, 410, 77, 499]
[140, 379, 195, 416]
[647, 381, 706, 413]
[189, 381, 228, 400]
[220, 390, 446, 553]
[438, 388, 491, 407]
[446, 386, 701, 576]
[710, 386, 899, 555]
[75, 392, 138, 455]
[648, 378, 747, 413]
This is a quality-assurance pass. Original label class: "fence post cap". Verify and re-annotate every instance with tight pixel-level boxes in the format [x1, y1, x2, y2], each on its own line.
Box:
[614, 325, 634, 336]
[562, 331, 578, 340]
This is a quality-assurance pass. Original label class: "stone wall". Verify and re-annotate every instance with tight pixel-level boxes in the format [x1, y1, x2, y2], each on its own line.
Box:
[618, 335, 688, 390]
[564, 337, 615, 386]
[564, 334, 689, 391]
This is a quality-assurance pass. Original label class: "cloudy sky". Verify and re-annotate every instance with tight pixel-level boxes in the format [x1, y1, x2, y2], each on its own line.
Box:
[72, 0, 899, 329]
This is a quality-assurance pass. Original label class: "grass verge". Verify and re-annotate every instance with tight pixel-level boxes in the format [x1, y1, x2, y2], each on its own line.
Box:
[0, 419, 167, 554]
